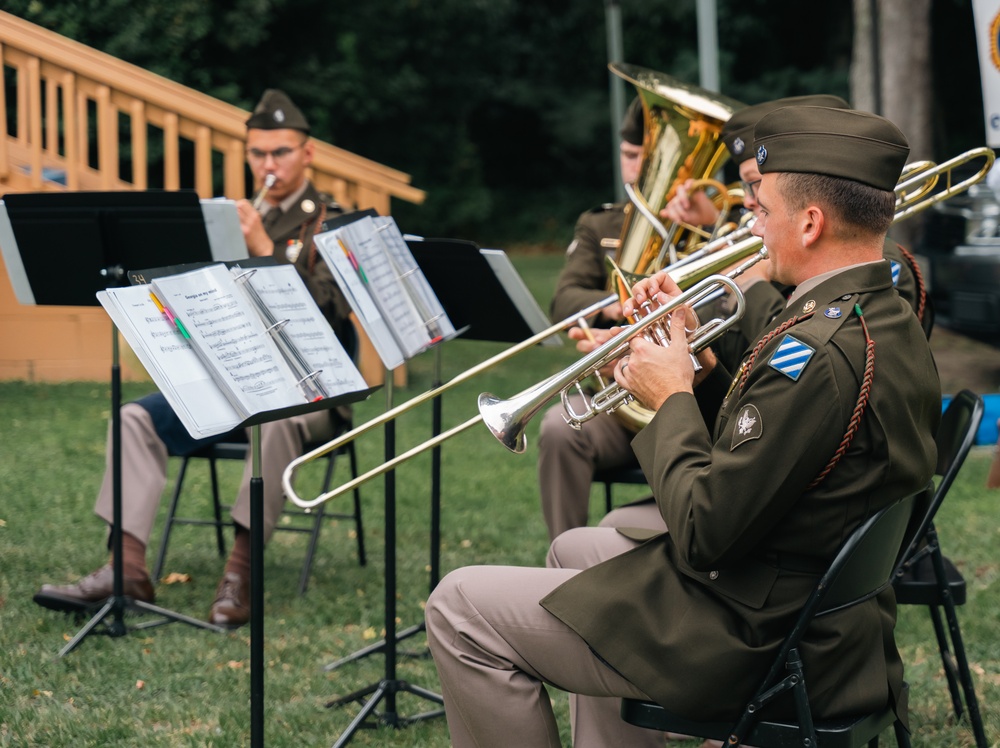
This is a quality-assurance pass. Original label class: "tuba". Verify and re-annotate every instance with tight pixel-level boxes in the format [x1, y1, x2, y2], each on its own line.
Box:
[611, 62, 745, 277]
[605, 63, 746, 432]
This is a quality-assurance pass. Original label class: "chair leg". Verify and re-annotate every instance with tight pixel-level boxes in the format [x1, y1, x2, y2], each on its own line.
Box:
[297, 453, 336, 596]
[298, 501, 325, 596]
[207, 456, 227, 559]
[928, 538, 988, 748]
[936, 590, 989, 747]
[604, 482, 613, 515]
[928, 603, 965, 718]
[893, 719, 911, 748]
[348, 442, 365, 566]
[153, 456, 192, 581]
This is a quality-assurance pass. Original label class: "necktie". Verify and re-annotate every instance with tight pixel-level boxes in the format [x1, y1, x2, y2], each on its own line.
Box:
[262, 207, 283, 232]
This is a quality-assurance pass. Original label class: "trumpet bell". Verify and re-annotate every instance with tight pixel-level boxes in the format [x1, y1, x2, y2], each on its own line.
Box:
[478, 392, 529, 454]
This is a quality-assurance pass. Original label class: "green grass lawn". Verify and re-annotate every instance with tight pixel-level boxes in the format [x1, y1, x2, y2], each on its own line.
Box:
[1, 251, 998, 747]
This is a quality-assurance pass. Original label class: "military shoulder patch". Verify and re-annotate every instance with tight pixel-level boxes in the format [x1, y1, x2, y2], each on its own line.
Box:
[731, 404, 763, 450]
[768, 335, 815, 381]
[889, 259, 901, 287]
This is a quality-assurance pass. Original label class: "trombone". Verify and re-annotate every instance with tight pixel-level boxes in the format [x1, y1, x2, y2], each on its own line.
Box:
[893, 146, 995, 221]
[283, 147, 995, 509]
[283, 295, 616, 509]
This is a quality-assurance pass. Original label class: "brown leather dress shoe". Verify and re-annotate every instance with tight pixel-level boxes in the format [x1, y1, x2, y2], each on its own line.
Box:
[33, 565, 155, 613]
[209, 572, 250, 628]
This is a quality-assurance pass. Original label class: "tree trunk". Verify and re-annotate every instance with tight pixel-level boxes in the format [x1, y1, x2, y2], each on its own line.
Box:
[851, 0, 933, 249]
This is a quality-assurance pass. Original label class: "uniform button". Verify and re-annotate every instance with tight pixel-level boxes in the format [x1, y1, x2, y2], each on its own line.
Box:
[709, 570, 719, 580]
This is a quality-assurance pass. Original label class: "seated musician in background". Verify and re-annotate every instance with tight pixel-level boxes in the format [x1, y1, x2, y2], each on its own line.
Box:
[536, 97, 645, 541]
[34, 89, 354, 629]
[425, 106, 940, 747]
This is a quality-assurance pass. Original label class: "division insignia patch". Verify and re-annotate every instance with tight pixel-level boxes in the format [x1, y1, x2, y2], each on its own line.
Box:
[768, 335, 815, 381]
[890, 259, 901, 286]
[731, 403, 763, 450]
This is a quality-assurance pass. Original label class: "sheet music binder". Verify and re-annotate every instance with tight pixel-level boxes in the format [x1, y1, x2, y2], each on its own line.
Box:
[405, 237, 562, 346]
[314, 214, 458, 368]
[99, 260, 375, 439]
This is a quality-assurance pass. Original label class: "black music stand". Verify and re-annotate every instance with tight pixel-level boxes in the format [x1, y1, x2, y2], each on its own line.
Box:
[322, 238, 560, 747]
[99, 249, 378, 748]
[0, 190, 232, 654]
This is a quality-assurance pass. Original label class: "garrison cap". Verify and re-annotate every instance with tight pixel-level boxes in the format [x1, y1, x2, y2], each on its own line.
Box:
[246, 89, 310, 133]
[722, 95, 849, 165]
[754, 106, 909, 191]
[619, 97, 644, 146]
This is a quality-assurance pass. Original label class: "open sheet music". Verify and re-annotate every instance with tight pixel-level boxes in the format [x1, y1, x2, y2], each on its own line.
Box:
[97, 263, 367, 439]
[314, 214, 455, 368]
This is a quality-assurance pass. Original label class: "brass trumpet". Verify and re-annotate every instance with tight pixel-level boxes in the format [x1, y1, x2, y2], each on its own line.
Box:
[479, 250, 768, 454]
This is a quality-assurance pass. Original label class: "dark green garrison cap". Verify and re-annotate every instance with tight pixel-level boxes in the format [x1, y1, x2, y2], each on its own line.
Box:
[246, 89, 310, 133]
[722, 94, 849, 165]
[753, 106, 909, 191]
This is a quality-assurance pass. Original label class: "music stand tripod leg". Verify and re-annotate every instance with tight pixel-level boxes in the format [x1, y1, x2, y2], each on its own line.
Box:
[60, 328, 227, 658]
[326, 375, 443, 747]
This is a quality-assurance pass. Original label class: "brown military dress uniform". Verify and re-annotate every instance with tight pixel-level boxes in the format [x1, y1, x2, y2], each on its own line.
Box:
[541, 261, 940, 723]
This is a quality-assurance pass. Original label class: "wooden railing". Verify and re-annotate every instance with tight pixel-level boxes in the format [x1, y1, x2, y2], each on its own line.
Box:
[0, 10, 424, 382]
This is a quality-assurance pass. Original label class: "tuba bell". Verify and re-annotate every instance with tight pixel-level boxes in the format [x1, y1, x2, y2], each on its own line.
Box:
[611, 62, 746, 276]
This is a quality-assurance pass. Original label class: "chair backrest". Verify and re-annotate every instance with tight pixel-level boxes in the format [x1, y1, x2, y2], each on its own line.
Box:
[896, 390, 983, 568]
[819, 488, 929, 615]
[733, 485, 932, 737]
[740, 488, 927, 728]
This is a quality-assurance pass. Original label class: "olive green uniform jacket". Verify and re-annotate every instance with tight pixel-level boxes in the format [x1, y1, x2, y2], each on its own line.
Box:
[541, 261, 940, 724]
[266, 181, 353, 347]
[550, 203, 625, 324]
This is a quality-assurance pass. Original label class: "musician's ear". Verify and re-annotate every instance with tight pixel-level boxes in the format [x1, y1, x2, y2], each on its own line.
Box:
[799, 204, 824, 248]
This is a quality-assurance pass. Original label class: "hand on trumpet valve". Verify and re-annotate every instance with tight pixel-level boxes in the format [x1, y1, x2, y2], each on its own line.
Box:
[613, 304, 716, 411]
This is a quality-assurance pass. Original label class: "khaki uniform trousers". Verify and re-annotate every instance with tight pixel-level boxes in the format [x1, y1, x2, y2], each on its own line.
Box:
[94, 403, 335, 546]
[425, 526, 667, 748]
[537, 393, 638, 541]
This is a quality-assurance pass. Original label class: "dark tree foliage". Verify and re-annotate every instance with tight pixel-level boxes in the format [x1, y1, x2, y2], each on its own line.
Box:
[2, 0, 983, 245]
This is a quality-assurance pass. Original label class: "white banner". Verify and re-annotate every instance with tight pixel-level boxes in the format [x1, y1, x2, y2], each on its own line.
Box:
[973, 0, 1000, 147]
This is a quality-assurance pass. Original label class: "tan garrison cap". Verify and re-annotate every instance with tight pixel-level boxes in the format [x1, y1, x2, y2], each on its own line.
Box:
[246, 89, 310, 133]
[619, 97, 644, 146]
[722, 95, 849, 165]
[754, 106, 909, 191]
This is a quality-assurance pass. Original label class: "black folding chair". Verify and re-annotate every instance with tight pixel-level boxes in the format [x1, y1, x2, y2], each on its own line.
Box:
[621, 488, 930, 747]
[152, 435, 365, 596]
[892, 389, 987, 748]
[592, 465, 647, 514]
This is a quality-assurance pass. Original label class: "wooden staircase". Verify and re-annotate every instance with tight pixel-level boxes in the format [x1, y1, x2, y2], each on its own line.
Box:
[0, 10, 424, 382]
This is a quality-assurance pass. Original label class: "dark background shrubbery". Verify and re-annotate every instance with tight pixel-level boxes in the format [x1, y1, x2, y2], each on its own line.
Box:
[3, 0, 986, 247]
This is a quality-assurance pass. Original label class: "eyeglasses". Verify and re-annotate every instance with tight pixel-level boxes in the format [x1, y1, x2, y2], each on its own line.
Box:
[246, 143, 305, 162]
[740, 179, 762, 200]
